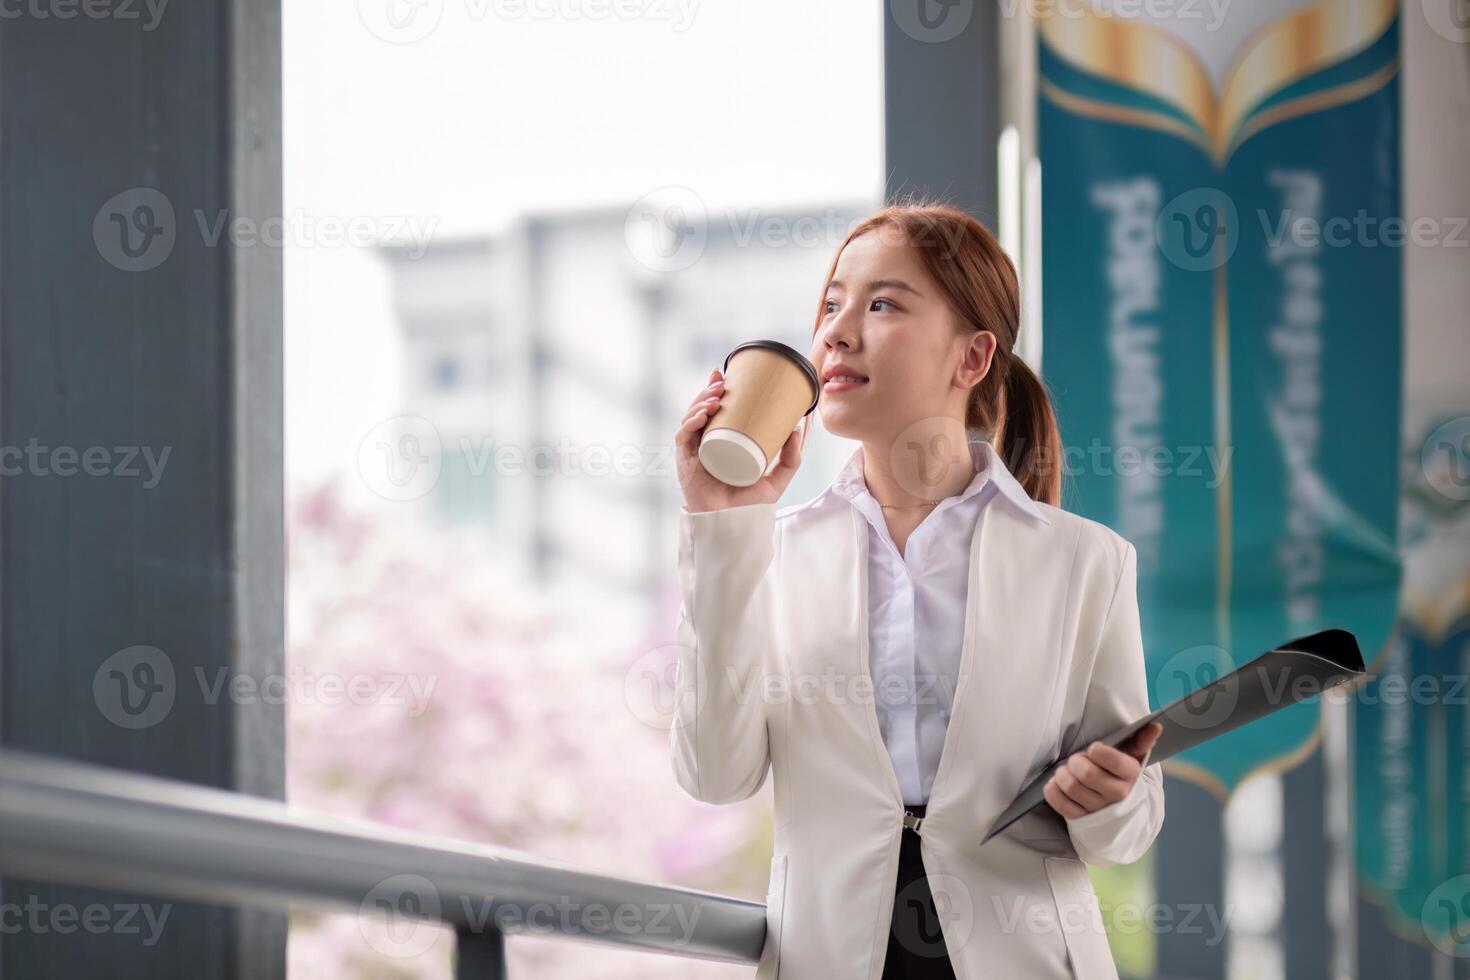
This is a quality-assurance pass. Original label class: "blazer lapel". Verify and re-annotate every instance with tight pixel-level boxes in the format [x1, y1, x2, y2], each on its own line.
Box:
[776, 501, 904, 800]
[851, 506, 906, 805]
[927, 502, 1066, 822]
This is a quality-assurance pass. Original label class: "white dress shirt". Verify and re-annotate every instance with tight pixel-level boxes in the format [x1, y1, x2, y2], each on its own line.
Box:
[820, 438, 1048, 805]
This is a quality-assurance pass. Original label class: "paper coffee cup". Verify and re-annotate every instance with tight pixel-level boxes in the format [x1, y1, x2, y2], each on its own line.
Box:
[698, 339, 820, 487]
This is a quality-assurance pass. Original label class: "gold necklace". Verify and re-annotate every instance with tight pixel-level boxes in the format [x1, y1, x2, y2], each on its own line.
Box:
[877, 499, 940, 510]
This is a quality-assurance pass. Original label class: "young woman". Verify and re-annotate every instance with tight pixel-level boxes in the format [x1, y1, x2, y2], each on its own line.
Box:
[669, 203, 1165, 980]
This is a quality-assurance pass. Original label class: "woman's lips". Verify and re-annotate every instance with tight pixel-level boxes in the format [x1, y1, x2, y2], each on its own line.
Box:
[823, 377, 869, 393]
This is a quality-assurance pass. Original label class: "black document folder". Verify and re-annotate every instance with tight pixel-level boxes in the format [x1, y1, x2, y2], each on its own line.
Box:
[983, 628, 1366, 843]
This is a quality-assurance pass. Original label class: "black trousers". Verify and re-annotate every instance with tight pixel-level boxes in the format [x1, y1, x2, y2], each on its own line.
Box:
[882, 804, 959, 979]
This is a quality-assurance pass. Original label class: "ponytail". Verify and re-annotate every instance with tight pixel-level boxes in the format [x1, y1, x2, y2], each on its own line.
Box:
[993, 355, 1062, 507]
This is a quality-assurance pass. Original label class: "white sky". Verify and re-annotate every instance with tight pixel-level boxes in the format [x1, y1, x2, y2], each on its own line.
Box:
[282, 0, 884, 491]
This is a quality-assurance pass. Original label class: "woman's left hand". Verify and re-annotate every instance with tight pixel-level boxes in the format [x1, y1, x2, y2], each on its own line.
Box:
[1042, 721, 1163, 819]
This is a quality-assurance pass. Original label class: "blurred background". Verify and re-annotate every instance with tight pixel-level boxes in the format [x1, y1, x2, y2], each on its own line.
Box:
[283, 7, 879, 975]
[0, 1, 1467, 978]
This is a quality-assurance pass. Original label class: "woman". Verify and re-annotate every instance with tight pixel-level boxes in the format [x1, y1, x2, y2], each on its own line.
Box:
[669, 203, 1165, 980]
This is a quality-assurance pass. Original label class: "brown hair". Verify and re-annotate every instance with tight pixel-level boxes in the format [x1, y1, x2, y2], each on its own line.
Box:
[811, 199, 1063, 506]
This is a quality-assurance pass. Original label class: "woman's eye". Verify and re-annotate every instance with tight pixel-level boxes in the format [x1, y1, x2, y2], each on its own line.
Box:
[823, 297, 895, 314]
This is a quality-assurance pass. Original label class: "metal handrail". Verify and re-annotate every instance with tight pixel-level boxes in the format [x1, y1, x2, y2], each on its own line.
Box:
[0, 751, 766, 977]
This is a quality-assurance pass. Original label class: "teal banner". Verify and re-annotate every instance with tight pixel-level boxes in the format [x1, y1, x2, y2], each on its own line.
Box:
[1355, 415, 1470, 954]
[1037, 2, 1401, 796]
[1354, 615, 1470, 954]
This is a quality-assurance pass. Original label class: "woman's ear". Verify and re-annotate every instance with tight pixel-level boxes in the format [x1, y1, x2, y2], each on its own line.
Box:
[956, 330, 998, 388]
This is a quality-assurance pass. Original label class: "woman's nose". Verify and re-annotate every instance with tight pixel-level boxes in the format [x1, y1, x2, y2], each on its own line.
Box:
[820, 308, 859, 352]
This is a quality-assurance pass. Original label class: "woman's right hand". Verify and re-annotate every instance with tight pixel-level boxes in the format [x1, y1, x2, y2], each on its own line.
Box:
[675, 366, 806, 513]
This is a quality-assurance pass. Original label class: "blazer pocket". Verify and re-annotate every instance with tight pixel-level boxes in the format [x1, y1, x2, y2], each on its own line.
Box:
[1042, 856, 1118, 980]
[757, 853, 790, 980]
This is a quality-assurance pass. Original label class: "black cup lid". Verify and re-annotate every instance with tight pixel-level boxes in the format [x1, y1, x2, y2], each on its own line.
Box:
[722, 339, 821, 416]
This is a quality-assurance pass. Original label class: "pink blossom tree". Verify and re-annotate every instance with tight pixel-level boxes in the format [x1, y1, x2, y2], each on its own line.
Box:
[286, 483, 771, 978]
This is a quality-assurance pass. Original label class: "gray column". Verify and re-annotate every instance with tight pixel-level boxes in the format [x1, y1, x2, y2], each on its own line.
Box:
[1357, 900, 1435, 980]
[0, 1, 284, 977]
[883, 0, 1001, 222]
[1156, 774, 1226, 979]
[1282, 748, 1329, 980]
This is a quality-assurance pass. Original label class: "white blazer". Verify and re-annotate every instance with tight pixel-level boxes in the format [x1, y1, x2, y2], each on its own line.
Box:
[669, 448, 1165, 980]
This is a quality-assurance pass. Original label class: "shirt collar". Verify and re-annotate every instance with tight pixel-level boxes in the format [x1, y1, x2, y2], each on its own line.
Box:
[818, 438, 1050, 525]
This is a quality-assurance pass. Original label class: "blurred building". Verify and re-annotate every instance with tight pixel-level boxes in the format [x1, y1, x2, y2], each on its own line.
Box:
[379, 202, 872, 638]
